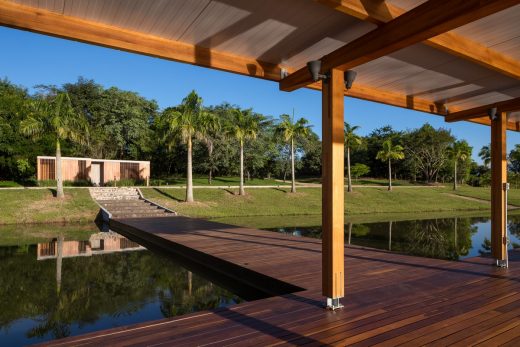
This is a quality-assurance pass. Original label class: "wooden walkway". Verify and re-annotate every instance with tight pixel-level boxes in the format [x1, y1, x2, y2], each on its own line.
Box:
[40, 216, 520, 346]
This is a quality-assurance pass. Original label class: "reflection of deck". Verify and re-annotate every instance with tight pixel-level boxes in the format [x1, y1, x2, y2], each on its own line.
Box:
[37, 232, 144, 260]
[41, 216, 520, 346]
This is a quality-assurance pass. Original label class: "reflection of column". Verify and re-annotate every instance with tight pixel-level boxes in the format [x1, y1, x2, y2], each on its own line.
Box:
[347, 223, 352, 245]
[388, 221, 392, 251]
[188, 271, 192, 296]
[56, 235, 64, 294]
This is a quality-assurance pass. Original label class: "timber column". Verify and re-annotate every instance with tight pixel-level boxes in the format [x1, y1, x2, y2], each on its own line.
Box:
[491, 111, 507, 266]
[322, 68, 345, 309]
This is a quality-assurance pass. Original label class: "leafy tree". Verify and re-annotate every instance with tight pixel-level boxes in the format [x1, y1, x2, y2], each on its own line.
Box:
[509, 144, 520, 174]
[344, 122, 362, 192]
[351, 163, 370, 179]
[197, 110, 221, 184]
[376, 139, 405, 191]
[275, 113, 312, 193]
[20, 92, 87, 198]
[160, 91, 204, 202]
[448, 140, 472, 190]
[226, 108, 262, 195]
[479, 144, 491, 168]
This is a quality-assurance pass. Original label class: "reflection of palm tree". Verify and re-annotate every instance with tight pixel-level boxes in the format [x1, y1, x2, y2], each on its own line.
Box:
[388, 221, 392, 251]
[56, 235, 63, 295]
[347, 223, 352, 245]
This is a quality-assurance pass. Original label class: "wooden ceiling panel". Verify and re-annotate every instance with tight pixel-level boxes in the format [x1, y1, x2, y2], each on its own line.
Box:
[450, 91, 516, 110]
[386, 0, 426, 11]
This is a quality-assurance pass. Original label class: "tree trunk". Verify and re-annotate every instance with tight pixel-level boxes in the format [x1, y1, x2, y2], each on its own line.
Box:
[453, 160, 458, 191]
[347, 222, 352, 245]
[208, 142, 213, 185]
[291, 138, 296, 193]
[347, 146, 352, 193]
[388, 158, 393, 191]
[186, 136, 194, 202]
[56, 139, 64, 198]
[239, 141, 245, 195]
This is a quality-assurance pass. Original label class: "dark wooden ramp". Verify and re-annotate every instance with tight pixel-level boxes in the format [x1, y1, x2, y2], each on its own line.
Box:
[39, 216, 520, 346]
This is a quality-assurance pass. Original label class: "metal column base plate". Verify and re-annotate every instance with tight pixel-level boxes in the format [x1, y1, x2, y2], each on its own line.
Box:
[496, 259, 508, 268]
[326, 297, 344, 310]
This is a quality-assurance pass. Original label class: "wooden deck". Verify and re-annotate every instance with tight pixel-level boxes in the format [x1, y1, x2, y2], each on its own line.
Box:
[39, 216, 520, 346]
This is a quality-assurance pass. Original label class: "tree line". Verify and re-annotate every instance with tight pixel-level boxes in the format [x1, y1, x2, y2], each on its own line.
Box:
[1, 77, 519, 198]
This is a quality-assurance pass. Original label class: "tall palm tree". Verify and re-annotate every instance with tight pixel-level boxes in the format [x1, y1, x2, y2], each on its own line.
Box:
[376, 139, 405, 191]
[197, 111, 221, 184]
[226, 108, 261, 196]
[344, 122, 362, 193]
[449, 140, 471, 191]
[20, 92, 87, 198]
[161, 91, 203, 202]
[479, 144, 491, 168]
[275, 113, 311, 193]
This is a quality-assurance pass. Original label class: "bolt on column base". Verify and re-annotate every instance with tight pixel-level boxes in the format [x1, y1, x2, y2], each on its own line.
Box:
[326, 297, 344, 310]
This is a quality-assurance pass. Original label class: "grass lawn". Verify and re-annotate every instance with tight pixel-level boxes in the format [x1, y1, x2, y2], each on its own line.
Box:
[151, 176, 289, 186]
[0, 181, 23, 188]
[141, 186, 489, 219]
[0, 188, 99, 225]
[452, 186, 520, 206]
[295, 177, 433, 186]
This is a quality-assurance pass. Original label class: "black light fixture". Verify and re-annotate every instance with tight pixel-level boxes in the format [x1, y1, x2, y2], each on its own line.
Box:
[307, 60, 328, 82]
[344, 70, 357, 90]
[488, 107, 498, 121]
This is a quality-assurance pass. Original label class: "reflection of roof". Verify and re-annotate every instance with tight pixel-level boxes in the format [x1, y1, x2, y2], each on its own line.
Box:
[37, 232, 145, 260]
[2, 1, 520, 127]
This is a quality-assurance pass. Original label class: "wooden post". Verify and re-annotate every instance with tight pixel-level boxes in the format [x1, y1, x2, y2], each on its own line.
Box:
[322, 68, 345, 308]
[491, 111, 507, 264]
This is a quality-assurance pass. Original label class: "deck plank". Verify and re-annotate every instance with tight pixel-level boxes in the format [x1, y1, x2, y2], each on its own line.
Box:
[37, 215, 520, 346]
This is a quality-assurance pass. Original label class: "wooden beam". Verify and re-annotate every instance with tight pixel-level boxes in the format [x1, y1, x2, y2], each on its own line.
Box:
[491, 111, 507, 262]
[280, 0, 520, 92]
[445, 96, 520, 122]
[322, 68, 344, 301]
[317, 0, 520, 80]
[0, 0, 283, 81]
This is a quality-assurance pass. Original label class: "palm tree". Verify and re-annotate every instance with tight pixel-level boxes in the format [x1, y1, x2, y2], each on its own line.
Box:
[376, 139, 405, 191]
[161, 91, 203, 202]
[479, 144, 491, 168]
[197, 111, 221, 184]
[226, 108, 261, 196]
[344, 122, 362, 193]
[275, 113, 311, 193]
[449, 140, 471, 191]
[20, 92, 87, 198]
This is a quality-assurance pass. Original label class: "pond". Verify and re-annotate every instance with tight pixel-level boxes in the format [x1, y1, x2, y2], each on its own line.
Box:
[0, 224, 243, 346]
[212, 212, 520, 261]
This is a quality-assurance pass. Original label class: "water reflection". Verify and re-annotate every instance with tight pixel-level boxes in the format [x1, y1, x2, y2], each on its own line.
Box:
[266, 215, 520, 261]
[0, 228, 242, 346]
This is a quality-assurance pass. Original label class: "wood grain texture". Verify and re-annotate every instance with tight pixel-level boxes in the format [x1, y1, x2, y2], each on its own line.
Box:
[36, 216, 520, 346]
[317, 0, 520, 80]
[321, 69, 345, 299]
[280, 0, 520, 91]
[491, 112, 507, 261]
[445, 96, 520, 122]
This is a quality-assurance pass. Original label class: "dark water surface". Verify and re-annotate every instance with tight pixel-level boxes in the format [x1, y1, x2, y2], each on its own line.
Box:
[0, 225, 242, 346]
[262, 214, 520, 260]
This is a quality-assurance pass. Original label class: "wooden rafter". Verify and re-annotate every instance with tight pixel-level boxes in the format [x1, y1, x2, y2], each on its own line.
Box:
[280, 0, 520, 92]
[445, 96, 520, 122]
[317, 0, 520, 80]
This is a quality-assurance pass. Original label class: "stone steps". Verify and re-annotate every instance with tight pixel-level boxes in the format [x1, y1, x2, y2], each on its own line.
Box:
[90, 187, 176, 219]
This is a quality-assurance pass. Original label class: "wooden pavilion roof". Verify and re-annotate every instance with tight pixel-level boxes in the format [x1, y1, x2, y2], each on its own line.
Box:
[1, 0, 520, 129]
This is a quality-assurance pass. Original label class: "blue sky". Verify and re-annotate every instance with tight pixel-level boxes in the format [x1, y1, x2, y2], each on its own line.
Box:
[1, 26, 518, 163]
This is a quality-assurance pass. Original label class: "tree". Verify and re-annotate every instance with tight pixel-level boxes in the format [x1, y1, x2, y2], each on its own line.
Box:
[351, 163, 370, 179]
[376, 139, 405, 191]
[197, 110, 221, 184]
[479, 144, 491, 168]
[344, 122, 362, 192]
[20, 92, 87, 198]
[226, 108, 261, 196]
[509, 144, 520, 174]
[448, 140, 471, 190]
[275, 113, 312, 193]
[160, 91, 204, 202]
